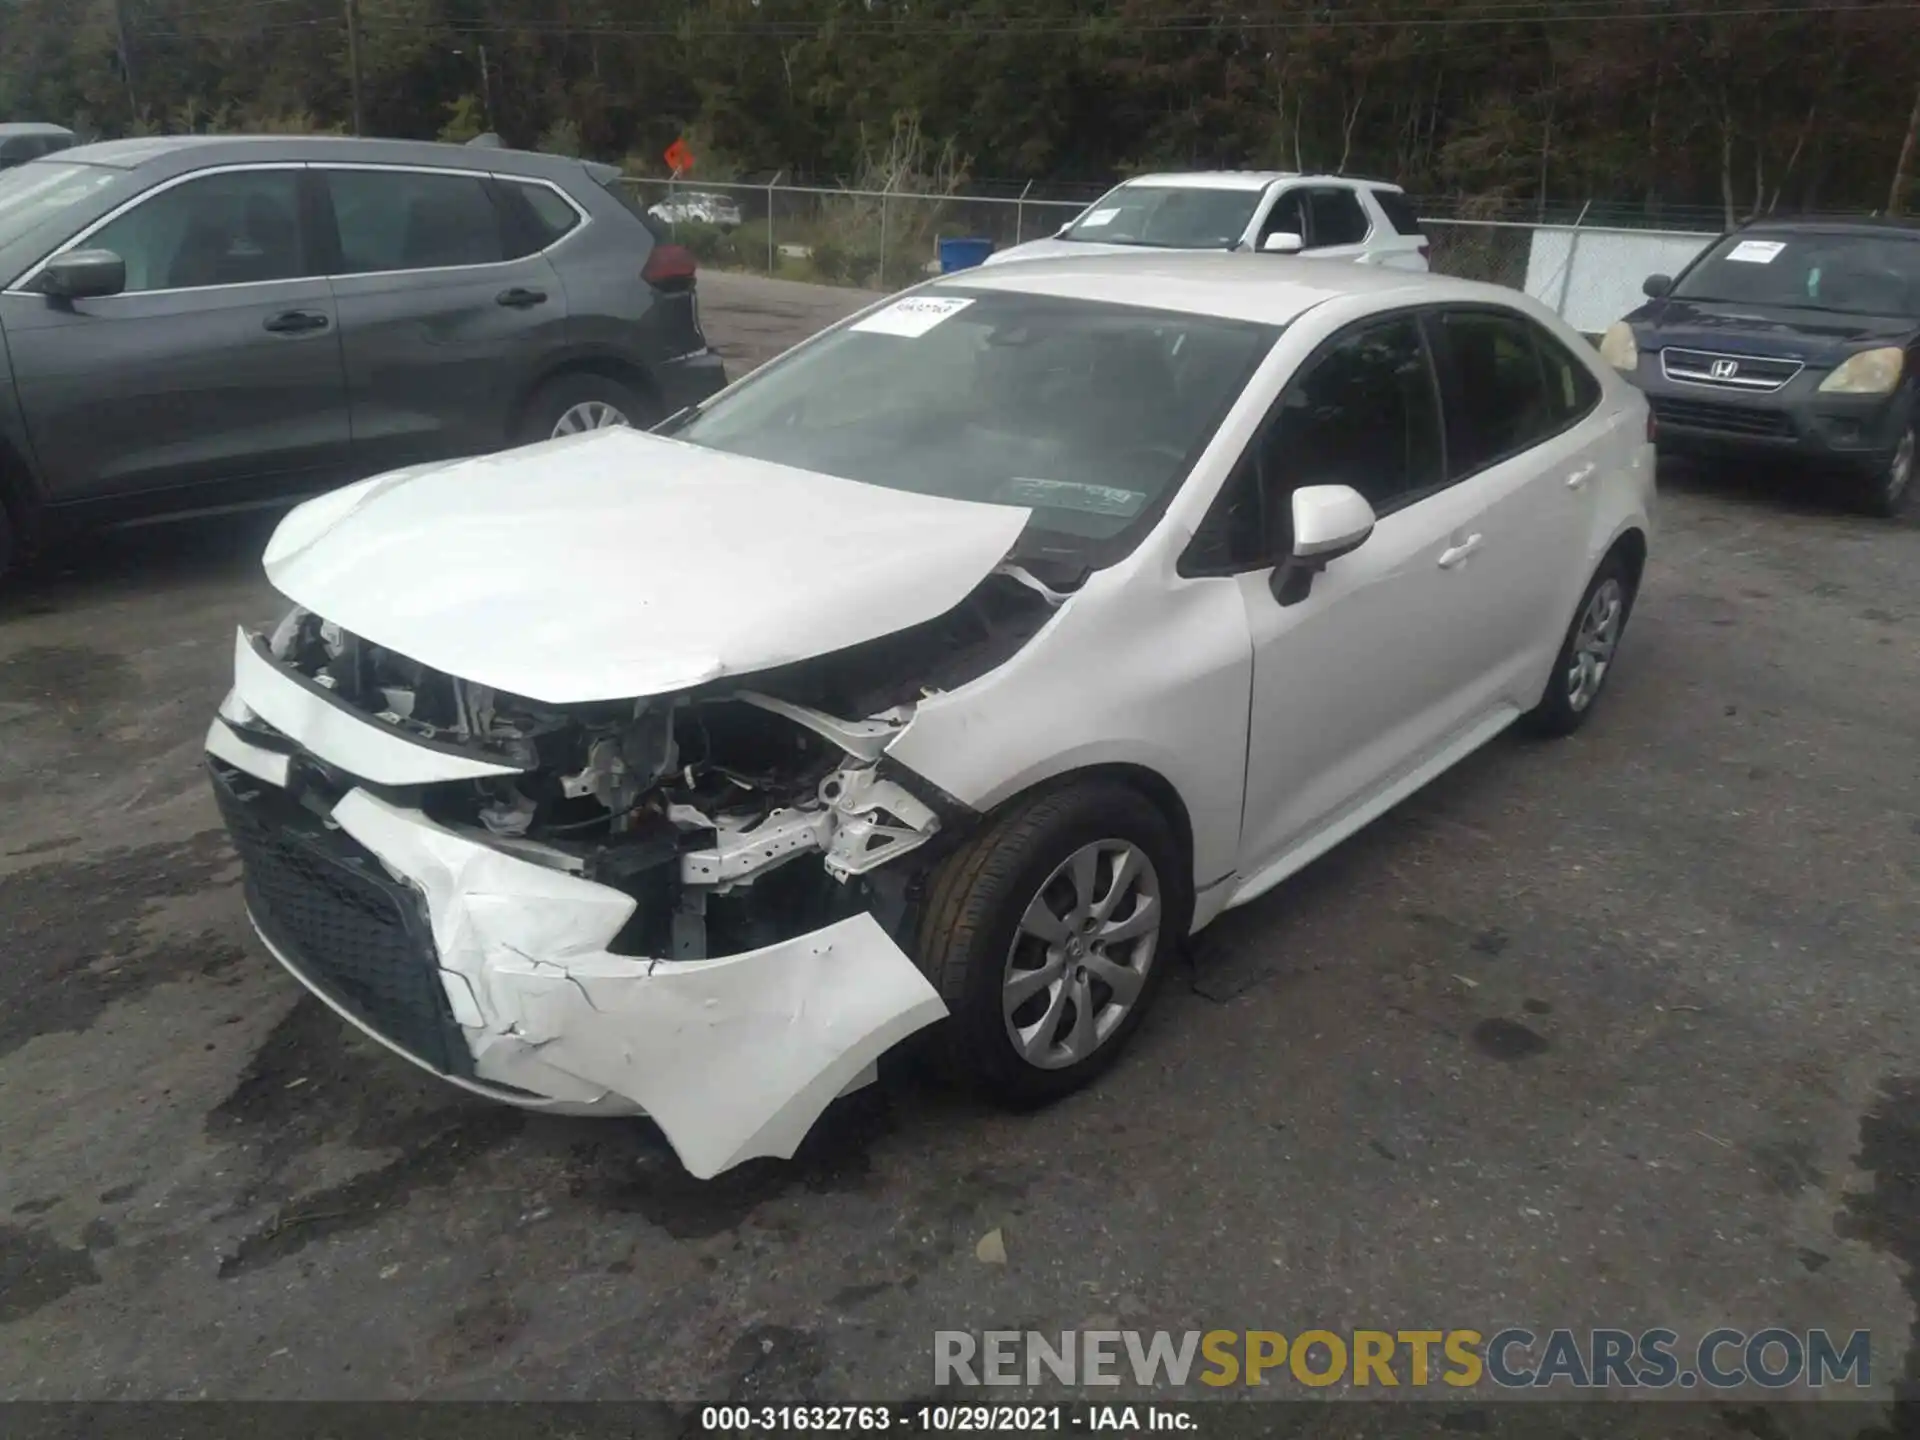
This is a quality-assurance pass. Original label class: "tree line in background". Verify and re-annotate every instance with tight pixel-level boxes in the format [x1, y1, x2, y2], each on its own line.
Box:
[1, 0, 1917, 224]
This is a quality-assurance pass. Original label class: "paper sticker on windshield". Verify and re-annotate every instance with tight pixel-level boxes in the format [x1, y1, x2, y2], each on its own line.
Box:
[1726, 239, 1787, 264]
[1078, 207, 1120, 229]
[852, 296, 974, 338]
[998, 478, 1147, 517]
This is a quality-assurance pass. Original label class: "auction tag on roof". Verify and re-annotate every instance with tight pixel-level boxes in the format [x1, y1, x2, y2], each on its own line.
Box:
[851, 295, 975, 337]
[1078, 207, 1120, 228]
[1726, 239, 1787, 264]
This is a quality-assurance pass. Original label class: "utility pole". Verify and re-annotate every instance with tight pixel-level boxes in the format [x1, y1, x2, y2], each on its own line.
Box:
[344, 0, 364, 136]
[112, 0, 138, 118]
[1890, 76, 1920, 216]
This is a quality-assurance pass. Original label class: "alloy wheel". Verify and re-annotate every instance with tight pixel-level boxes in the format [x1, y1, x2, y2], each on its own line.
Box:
[551, 400, 631, 438]
[1567, 577, 1625, 712]
[1002, 840, 1162, 1070]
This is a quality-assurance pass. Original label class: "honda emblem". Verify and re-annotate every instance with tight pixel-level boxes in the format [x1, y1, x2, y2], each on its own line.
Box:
[1709, 359, 1740, 380]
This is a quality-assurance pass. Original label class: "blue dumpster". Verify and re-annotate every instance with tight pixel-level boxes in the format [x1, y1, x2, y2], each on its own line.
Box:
[938, 237, 995, 273]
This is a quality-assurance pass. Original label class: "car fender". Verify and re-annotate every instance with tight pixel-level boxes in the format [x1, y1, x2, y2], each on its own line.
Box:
[884, 561, 1253, 899]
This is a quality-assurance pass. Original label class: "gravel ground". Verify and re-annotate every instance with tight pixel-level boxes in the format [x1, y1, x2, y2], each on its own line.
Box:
[0, 271, 1916, 1431]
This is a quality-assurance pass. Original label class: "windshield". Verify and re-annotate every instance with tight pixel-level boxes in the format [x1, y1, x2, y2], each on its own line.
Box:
[1673, 231, 1920, 316]
[0, 161, 118, 253]
[672, 290, 1276, 563]
[1062, 184, 1265, 249]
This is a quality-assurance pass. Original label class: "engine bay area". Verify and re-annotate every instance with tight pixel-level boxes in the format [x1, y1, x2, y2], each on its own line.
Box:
[251, 568, 1059, 963]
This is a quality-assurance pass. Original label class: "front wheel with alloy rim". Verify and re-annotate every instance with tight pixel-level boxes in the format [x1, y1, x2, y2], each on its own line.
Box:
[519, 374, 652, 446]
[1861, 419, 1915, 518]
[915, 780, 1185, 1105]
[1522, 550, 1639, 738]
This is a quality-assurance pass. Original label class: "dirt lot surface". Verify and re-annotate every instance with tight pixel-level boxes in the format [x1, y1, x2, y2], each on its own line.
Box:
[2, 272, 1916, 1428]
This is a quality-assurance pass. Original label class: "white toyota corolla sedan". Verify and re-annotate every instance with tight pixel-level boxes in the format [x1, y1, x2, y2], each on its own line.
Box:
[206, 254, 1654, 1179]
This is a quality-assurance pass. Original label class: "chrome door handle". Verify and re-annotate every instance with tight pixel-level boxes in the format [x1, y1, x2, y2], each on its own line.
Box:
[1566, 463, 1597, 490]
[1438, 534, 1484, 569]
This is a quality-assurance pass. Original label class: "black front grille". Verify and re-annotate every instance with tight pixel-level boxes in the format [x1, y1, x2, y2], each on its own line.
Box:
[211, 761, 470, 1077]
[1648, 394, 1796, 438]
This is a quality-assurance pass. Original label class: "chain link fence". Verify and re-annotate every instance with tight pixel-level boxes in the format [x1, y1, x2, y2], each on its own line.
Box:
[623, 177, 1718, 327]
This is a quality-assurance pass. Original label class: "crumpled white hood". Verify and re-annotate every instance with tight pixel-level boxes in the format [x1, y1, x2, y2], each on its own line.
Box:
[262, 428, 1031, 704]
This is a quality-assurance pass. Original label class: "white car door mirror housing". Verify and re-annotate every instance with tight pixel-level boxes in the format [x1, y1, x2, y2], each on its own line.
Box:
[1271, 484, 1376, 606]
[1262, 231, 1305, 255]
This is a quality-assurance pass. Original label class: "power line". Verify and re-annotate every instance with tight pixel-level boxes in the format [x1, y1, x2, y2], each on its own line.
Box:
[133, 0, 1918, 42]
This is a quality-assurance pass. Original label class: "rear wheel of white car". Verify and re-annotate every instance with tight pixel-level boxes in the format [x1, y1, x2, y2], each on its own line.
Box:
[916, 781, 1184, 1105]
[521, 374, 651, 444]
[1523, 549, 1639, 738]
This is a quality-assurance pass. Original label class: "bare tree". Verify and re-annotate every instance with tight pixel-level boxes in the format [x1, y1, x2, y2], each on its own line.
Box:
[1890, 76, 1920, 215]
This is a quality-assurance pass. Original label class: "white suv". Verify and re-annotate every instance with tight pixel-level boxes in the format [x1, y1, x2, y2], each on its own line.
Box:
[985, 172, 1429, 271]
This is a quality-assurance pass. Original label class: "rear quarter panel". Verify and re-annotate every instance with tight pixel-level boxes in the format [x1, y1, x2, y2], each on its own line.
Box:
[550, 174, 705, 377]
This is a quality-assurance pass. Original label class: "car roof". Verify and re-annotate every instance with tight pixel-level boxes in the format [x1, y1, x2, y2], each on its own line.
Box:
[934, 251, 1493, 326]
[1733, 216, 1920, 240]
[0, 122, 76, 138]
[51, 133, 591, 181]
[1117, 170, 1404, 193]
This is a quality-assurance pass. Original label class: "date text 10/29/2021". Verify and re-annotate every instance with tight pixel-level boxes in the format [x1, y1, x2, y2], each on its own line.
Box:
[700, 1407, 1188, 1432]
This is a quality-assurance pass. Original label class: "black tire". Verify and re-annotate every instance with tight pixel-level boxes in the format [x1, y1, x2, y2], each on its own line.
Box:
[518, 373, 653, 446]
[915, 780, 1186, 1106]
[1522, 549, 1639, 739]
[1858, 410, 1915, 519]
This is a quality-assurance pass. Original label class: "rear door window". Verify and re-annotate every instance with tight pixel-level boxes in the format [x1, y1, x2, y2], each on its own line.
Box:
[496, 179, 582, 259]
[1427, 309, 1563, 476]
[1371, 188, 1424, 236]
[1536, 328, 1603, 426]
[1304, 188, 1370, 249]
[325, 168, 508, 274]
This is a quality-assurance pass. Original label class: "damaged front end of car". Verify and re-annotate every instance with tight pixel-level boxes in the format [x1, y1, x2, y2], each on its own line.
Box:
[206, 567, 1061, 1179]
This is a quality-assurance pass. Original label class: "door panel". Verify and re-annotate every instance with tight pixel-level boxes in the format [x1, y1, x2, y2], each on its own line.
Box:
[5, 166, 350, 506]
[319, 167, 571, 472]
[1235, 481, 1497, 873]
[1425, 309, 1603, 708]
[1224, 312, 1508, 876]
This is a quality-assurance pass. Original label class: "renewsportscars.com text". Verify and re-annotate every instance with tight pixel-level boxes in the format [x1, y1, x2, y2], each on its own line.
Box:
[934, 1328, 1872, 1391]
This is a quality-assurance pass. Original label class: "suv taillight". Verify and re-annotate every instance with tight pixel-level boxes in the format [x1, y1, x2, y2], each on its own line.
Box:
[1646, 407, 1658, 444]
[643, 243, 698, 289]
[1418, 242, 1430, 262]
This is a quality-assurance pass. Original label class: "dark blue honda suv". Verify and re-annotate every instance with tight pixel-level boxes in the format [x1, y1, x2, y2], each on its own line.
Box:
[1598, 218, 1918, 517]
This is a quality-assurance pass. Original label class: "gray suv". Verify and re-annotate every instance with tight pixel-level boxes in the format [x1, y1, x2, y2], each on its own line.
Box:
[0, 135, 727, 578]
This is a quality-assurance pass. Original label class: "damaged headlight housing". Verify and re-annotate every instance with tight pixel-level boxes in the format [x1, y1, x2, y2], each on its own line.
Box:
[267, 606, 345, 663]
[1817, 346, 1904, 396]
[267, 606, 307, 659]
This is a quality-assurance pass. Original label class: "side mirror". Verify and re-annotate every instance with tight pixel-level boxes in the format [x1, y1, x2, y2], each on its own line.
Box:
[1055, 224, 1073, 238]
[1262, 231, 1305, 255]
[1270, 484, 1375, 606]
[39, 248, 126, 300]
[1642, 273, 1672, 298]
